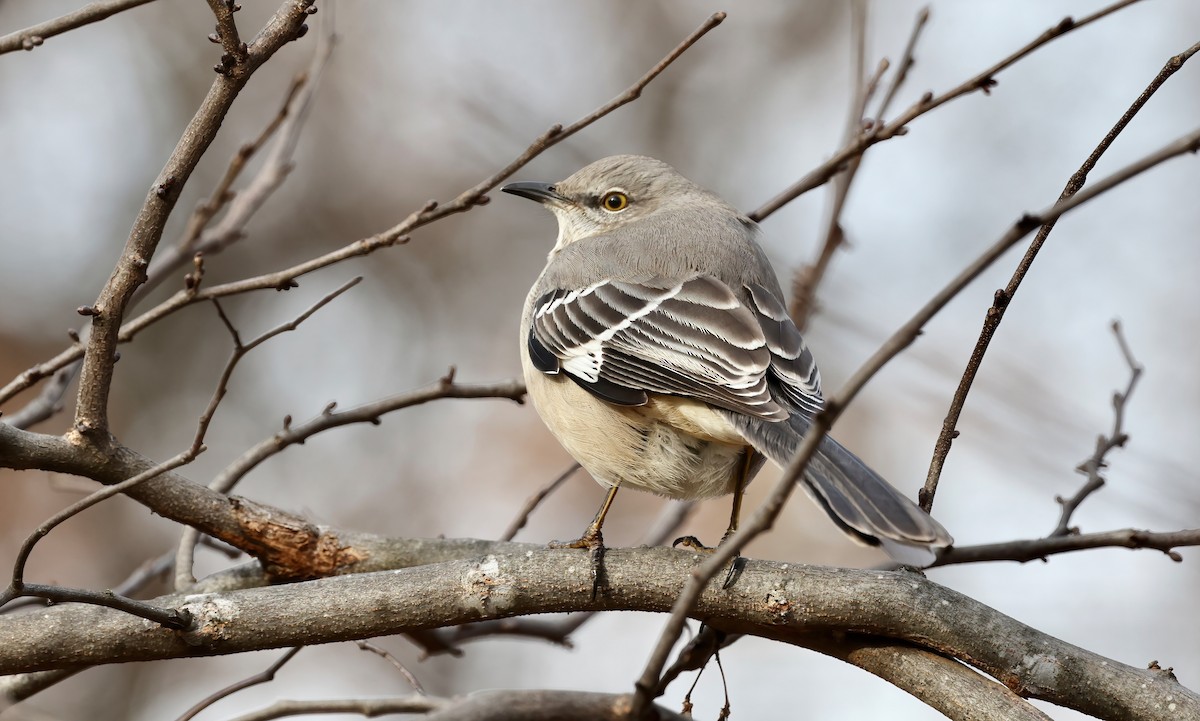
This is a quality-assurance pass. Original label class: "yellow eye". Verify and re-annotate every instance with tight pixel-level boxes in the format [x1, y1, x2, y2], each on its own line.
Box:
[601, 191, 629, 212]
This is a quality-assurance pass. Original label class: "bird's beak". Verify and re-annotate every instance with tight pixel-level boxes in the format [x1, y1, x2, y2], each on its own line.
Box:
[501, 181, 569, 206]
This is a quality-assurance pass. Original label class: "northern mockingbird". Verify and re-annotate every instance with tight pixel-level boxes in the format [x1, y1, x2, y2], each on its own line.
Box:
[503, 155, 952, 563]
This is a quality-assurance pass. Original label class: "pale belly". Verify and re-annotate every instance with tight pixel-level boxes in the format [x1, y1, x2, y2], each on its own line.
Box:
[525, 366, 754, 500]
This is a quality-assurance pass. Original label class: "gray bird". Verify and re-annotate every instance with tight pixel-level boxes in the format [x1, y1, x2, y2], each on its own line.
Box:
[503, 155, 952, 563]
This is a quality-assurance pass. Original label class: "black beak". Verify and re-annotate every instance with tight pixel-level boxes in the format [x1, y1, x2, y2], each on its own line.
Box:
[501, 181, 568, 205]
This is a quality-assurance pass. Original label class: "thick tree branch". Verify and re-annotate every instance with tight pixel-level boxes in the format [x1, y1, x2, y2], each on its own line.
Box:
[0, 545, 1193, 721]
[0, 0, 159, 55]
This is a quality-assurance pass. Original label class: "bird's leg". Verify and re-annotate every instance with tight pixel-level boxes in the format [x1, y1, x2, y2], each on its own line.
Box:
[549, 484, 619, 597]
[674, 448, 756, 588]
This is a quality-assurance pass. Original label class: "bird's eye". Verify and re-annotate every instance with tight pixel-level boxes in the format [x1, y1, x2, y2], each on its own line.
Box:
[601, 191, 629, 212]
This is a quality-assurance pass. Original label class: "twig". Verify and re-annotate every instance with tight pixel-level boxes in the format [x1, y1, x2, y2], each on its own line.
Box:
[0, 0, 159, 54]
[932, 527, 1196, 566]
[355, 640, 426, 695]
[789, 0, 886, 331]
[628, 124, 1200, 716]
[873, 6, 931, 123]
[72, 0, 315, 439]
[499, 462, 581, 541]
[748, 0, 1144, 222]
[921, 41, 1198, 513]
[0, 277, 356, 623]
[1049, 321, 1144, 535]
[172, 372, 525, 589]
[0, 11, 723, 415]
[174, 647, 301, 721]
[206, 0, 246, 72]
[2, 357, 78, 430]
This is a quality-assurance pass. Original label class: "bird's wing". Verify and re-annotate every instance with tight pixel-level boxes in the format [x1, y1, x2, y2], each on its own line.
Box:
[528, 275, 823, 420]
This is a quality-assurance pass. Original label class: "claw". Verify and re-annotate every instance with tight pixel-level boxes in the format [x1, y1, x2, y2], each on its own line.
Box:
[549, 528, 606, 598]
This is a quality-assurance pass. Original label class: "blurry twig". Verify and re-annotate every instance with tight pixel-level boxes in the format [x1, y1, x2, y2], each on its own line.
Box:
[355, 640, 425, 695]
[1050, 321, 1143, 536]
[873, 6, 930, 123]
[0, 0, 159, 54]
[630, 123, 1200, 717]
[789, 0, 886, 330]
[920, 40, 1199, 513]
[173, 647, 302, 721]
[500, 462, 581, 541]
[749, 0, 1143, 222]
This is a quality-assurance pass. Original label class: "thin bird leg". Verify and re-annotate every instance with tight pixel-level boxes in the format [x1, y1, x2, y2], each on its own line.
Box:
[550, 483, 619, 551]
[722, 448, 757, 542]
[674, 447, 757, 552]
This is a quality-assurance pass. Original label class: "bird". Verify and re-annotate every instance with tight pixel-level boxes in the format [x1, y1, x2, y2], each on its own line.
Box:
[503, 154, 952, 565]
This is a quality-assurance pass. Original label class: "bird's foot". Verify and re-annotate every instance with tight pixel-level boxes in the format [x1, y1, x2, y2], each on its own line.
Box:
[549, 528, 607, 598]
[672, 533, 745, 589]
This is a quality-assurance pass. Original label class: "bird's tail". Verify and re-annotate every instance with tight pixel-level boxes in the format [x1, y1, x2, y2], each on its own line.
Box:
[724, 411, 953, 564]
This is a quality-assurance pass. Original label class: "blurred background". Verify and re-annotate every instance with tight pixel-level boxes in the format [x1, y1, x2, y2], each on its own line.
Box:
[1, 1, 1198, 719]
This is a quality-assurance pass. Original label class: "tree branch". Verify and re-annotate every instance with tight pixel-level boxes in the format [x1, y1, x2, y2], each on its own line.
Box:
[72, 0, 315, 438]
[0, 0, 159, 55]
[934, 527, 1196, 566]
[0, 545, 1194, 721]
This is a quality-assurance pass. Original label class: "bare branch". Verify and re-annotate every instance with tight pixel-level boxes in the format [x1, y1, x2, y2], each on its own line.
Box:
[174, 647, 301, 721]
[873, 6, 931, 123]
[789, 0, 886, 331]
[631, 124, 1200, 715]
[71, 0, 314, 438]
[0, 0, 159, 55]
[1050, 321, 1144, 535]
[749, 0, 1144, 222]
[206, 0, 246, 72]
[922, 40, 1199, 513]
[1, 545, 1194, 721]
[355, 640, 426, 695]
[934, 527, 1197, 566]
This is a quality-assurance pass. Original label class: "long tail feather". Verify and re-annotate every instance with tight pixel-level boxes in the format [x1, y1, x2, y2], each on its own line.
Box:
[722, 411, 953, 559]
